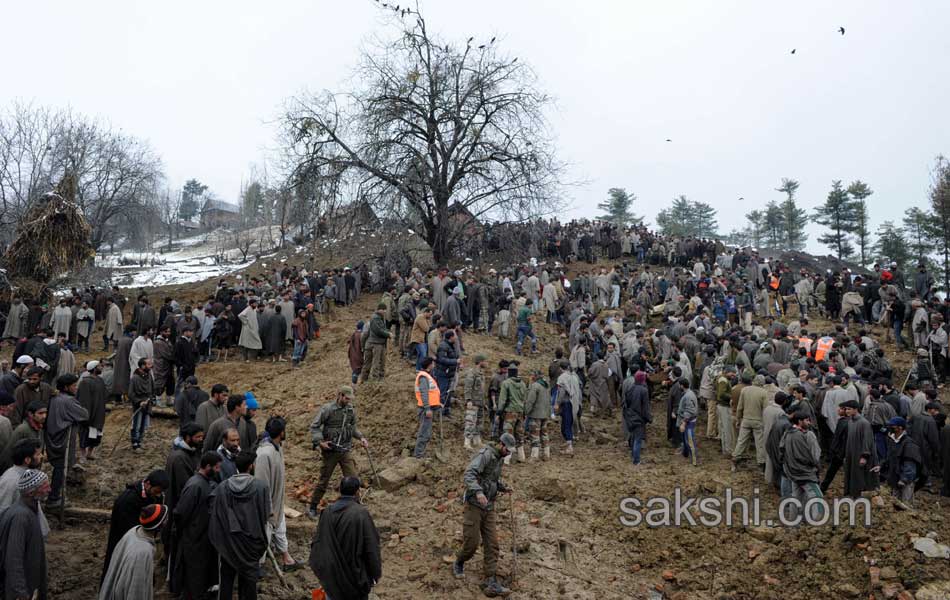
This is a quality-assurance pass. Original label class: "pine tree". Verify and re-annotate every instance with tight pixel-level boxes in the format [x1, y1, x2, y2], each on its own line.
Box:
[179, 178, 208, 221]
[764, 201, 785, 248]
[596, 188, 641, 226]
[813, 180, 859, 260]
[744, 209, 766, 248]
[847, 180, 874, 266]
[655, 195, 693, 237]
[655, 195, 718, 238]
[776, 178, 808, 250]
[902, 206, 933, 266]
[927, 157, 950, 291]
[691, 201, 719, 238]
[874, 221, 910, 267]
[241, 181, 266, 225]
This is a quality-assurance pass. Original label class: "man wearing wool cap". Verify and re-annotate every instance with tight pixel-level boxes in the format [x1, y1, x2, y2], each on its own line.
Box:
[0, 469, 50, 599]
[99, 503, 168, 600]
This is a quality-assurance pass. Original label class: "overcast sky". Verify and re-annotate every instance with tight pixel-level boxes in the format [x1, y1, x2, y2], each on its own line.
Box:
[3, 1, 948, 254]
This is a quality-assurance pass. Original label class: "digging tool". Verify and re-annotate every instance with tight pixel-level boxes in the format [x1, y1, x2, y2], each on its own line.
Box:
[899, 366, 913, 394]
[58, 425, 76, 528]
[108, 407, 143, 458]
[509, 491, 518, 587]
[364, 445, 381, 487]
[434, 411, 449, 462]
[266, 544, 291, 590]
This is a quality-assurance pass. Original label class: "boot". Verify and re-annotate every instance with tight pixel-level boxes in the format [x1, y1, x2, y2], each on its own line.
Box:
[452, 558, 465, 579]
[473, 435, 483, 447]
[464, 437, 472, 450]
[516, 446, 526, 463]
[543, 446, 551, 461]
[561, 442, 574, 456]
[503, 454, 511, 465]
[483, 576, 511, 597]
[529, 447, 540, 462]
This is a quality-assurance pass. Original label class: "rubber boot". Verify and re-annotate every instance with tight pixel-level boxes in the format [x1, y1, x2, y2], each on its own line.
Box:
[516, 446, 526, 463]
[529, 447, 540, 462]
[503, 453, 511, 465]
[464, 437, 472, 450]
[543, 446, 551, 461]
[483, 576, 511, 597]
[473, 435, 483, 447]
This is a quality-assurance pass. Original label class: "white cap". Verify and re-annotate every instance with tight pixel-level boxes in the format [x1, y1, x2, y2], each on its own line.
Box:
[15, 355, 34, 365]
[86, 360, 100, 372]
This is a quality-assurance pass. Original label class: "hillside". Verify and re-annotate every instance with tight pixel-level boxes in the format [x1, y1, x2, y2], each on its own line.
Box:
[34, 258, 950, 600]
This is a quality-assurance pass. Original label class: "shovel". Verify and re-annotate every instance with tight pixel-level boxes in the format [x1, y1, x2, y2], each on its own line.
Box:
[364, 445, 381, 487]
[434, 411, 449, 462]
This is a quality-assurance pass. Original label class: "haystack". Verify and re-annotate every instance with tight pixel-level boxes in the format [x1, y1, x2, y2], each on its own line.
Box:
[2, 173, 95, 300]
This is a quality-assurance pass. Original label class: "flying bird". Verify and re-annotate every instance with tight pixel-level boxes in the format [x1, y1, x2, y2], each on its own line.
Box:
[666, 139, 672, 142]
[738, 197, 744, 201]
[838, 26, 845, 35]
[478, 44, 486, 49]
[512, 57, 518, 63]
[790, 48, 796, 54]
[490, 37, 496, 44]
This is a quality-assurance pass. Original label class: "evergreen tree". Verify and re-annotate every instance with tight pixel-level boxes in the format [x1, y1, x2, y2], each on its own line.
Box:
[813, 180, 859, 260]
[691, 201, 719, 238]
[655, 195, 718, 238]
[596, 188, 641, 226]
[874, 221, 910, 268]
[847, 180, 874, 266]
[241, 181, 265, 225]
[776, 178, 808, 250]
[655, 195, 693, 238]
[744, 209, 766, 248]
[179, 178, 207, 221]
[764, 201, 785, 248]
[927, 157, 950, 291]
[902, 206, 933, 266]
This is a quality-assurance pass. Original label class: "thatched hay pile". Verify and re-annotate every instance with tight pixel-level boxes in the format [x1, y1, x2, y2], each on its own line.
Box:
[2, 173, 95, 300]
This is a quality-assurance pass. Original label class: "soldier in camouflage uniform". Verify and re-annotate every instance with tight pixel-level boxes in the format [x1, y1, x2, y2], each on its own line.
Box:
[452, 432, 515, 598]
[306, 385, 368, 518]
[523, 369, 551, 461]
[498, 364, 527, 464]
[462, 354, 488, 450]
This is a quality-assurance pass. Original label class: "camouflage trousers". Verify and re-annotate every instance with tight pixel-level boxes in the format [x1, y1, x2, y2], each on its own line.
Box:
[464, 402, 483, 438]
[526, 417, 550, 449]
[503, 413, 526, 446]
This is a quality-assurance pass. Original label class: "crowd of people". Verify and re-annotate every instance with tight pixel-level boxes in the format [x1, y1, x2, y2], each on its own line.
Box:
[0, 217, 949, 598]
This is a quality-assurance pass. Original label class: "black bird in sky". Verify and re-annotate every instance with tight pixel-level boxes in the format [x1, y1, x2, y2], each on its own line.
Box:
[738, 197, 744, 201]
[479, 44, 486, 49]
[838, 26, 846, 35]
[666, 139, 672, 142]
[490, 37, 496, 44]
[790, 48, 796, 54]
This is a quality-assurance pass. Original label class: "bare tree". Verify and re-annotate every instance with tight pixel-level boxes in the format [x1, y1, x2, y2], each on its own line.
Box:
[0, 102, 163, 248]
[152, 188, 183, 250]
[232, 228, 254, 262]
[280, 5, 564, 263]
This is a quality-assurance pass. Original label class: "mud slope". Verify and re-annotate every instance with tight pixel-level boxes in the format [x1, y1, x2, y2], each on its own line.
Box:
[35, 272, 950, 600]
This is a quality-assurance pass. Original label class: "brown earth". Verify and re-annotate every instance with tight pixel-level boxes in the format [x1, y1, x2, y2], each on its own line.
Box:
[32, 261, 950, 600]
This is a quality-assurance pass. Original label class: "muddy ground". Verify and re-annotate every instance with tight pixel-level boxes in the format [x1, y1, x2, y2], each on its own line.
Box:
[31, 263, 950, 600]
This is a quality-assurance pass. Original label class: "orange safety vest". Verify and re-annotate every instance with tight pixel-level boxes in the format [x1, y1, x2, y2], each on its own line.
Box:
[814, 337, 834, 361]
[798, 337, 813, 353]
[415, 370, 442, 408]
